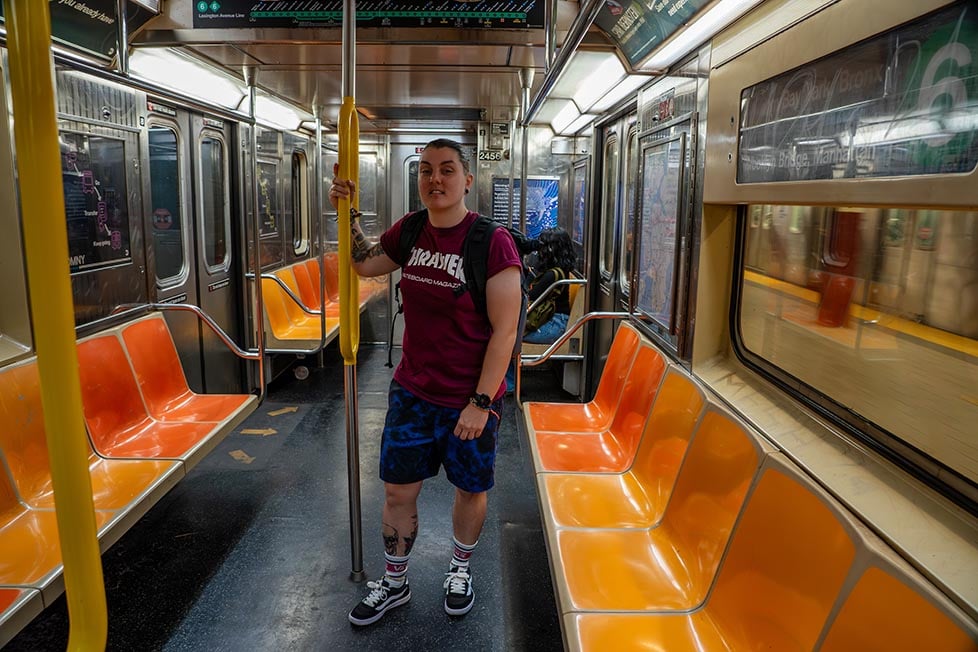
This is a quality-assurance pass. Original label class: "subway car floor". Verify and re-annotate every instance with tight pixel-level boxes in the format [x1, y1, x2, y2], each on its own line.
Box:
[7, 345, 566, 651]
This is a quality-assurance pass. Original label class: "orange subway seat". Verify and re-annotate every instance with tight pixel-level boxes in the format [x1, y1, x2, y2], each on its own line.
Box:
[819, 564, 978, 652]
[533, 343, 666, 472]
[0, 359, 181, 510]
[0, 588, 42, 648]
[0, 462, 111, 587]
[567, 457, 858, 651]
[321, 252, 379, 308]
[525, 322, 641, 433]
[77, 335, 215, 459]
[275, 268, 325, 330]
[554, 407, 768, 611]
[540, 369, 706, 528]
[262, 277, 336, 341]
[295, 260, 340, 316]
[120, 317, 249, 423]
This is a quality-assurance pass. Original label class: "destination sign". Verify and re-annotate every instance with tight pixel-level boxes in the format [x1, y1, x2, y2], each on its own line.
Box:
[193, 0, 544, 29]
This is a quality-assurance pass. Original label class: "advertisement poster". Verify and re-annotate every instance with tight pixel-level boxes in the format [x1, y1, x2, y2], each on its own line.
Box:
[491, 176, 559, 239]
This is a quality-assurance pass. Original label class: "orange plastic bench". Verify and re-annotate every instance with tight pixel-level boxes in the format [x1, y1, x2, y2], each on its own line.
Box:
[524, 321, 641, 433]
[530, 343, 666, 472]
[120, 316, 252, 422]
[551, 406, 773, 612]
[319, 253, 387, 309]
[538, 368, 707, 530]
[565, 455, 860, 651]
[77, 333, 223, 465]
[0, 587, 43, 648]
[819, 558, 978, 651]
[294, 258, 340, 317]
[0, 358, 183, 515]
[262, 275, 338, 343]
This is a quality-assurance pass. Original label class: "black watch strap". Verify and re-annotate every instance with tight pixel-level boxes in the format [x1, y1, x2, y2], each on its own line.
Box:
[469, 393, 492, 410]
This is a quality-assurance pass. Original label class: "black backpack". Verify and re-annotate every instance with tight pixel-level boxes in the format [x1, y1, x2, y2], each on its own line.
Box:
[386, 209, 528, 367]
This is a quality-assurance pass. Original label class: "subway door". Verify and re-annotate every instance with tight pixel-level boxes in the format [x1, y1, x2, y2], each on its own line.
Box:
[143, 104, 204, 390]
[190, 114, 243, 393]
[587, 124, 624, 398]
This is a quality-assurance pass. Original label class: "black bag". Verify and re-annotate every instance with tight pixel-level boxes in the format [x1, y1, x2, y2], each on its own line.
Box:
[524, 268, 566, 334]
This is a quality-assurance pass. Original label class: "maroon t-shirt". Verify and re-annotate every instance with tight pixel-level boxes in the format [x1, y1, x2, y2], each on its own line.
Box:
[380, 211, 522, 409]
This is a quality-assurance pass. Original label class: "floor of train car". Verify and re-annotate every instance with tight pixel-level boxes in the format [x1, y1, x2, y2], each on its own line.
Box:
[8, 345, 568, 652]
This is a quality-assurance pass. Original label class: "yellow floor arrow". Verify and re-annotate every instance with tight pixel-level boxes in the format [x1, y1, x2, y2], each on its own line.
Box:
[240, 428, 278, 437]
[267, 406, 299, 417]
[229, 449, 255, 464]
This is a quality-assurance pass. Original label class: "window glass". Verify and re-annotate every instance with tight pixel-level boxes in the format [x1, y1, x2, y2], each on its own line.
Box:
[199, 136, 228, 269]
[148, 126, 185, 283]
[599, 136, 620, 277]
[621, 127, 639, 293]
[739, 205, 978, 486]
[291, 150, 309, 255]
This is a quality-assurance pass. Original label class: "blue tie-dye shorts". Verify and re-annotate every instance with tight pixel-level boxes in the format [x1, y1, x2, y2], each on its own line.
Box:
[379, 380, 502, 493]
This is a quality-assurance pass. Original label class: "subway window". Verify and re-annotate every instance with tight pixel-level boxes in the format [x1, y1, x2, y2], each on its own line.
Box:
[291, 150, 309, 255]
[599, 134, 620, 279]
[147, 125, 186, 285]
[199, 135, 229, 270]
[738, 205, 978, 488]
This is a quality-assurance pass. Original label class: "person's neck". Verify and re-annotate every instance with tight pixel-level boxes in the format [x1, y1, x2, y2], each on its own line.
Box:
[426, 205, 469, 228]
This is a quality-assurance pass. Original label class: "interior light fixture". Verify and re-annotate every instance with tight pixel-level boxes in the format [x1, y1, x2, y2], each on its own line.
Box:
[571, 55, 627, 112]
[559, 113, 598, 136]
[639, 0, 765, 71]
[550, 100, 582, 134]
[589, 74, 650, 113]
[129, 49, 246, 109]
[255, 93, 311, 131]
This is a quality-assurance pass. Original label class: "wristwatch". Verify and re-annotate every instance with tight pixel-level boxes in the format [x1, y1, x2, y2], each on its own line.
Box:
[469, 393, 492, 410]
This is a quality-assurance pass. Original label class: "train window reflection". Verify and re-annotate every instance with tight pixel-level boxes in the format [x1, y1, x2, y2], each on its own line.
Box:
[621, 127, 639, 294]
[291, 151, 309, 255]
[739, 205, 978, 486]
[599, 135, 619, 278]
[199, 136, 229, 270]
[148, 126, 185, 284]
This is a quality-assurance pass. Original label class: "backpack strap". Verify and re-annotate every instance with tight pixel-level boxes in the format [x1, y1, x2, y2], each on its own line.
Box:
[396, 208, 428, 265]
[456, 215, 500, 316]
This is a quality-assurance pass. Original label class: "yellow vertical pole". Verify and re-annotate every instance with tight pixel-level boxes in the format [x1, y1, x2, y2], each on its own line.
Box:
[337, 98, 360, 364]
[3, 2, 108, 649]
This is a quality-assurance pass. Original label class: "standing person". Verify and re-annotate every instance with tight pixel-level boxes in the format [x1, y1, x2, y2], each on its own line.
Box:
[328, 139, 523, 626]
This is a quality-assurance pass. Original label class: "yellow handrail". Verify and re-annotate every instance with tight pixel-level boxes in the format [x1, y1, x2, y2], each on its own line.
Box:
[337, 96, 360, 365]
[3, 1, 108, 649]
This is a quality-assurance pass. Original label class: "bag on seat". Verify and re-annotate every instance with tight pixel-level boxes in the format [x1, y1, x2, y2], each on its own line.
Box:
[525, 268, 566, 334]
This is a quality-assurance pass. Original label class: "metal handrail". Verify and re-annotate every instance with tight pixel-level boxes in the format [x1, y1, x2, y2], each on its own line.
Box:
[113, 303, 262, 363]
[526, 276, 587, 314]
[248, 271, 322, 316]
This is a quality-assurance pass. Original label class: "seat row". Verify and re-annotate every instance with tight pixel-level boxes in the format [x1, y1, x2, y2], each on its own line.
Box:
[0, 313, 257, 646]
[522, 320, 978, 651]
[262, 253, 387, 345]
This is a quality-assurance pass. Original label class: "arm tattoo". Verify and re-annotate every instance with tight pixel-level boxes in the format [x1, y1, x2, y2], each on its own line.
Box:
[350, 218, 371, 262]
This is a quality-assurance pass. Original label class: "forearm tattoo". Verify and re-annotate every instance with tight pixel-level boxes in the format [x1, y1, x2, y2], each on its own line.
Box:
[382, 514, 419, 555]
[351, 215, 372, 263]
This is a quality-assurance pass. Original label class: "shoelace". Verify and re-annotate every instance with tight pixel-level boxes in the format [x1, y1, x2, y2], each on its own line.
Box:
[444, 568, 471, 595]
[362, 579, 390, 607]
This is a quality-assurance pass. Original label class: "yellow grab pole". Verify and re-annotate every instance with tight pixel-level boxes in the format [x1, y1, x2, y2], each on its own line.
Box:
[337, 96, 360, 365]
[3, 1, 108, 650]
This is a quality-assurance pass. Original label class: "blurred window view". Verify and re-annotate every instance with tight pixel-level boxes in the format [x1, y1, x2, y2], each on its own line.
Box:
[739, 205, 978, 485]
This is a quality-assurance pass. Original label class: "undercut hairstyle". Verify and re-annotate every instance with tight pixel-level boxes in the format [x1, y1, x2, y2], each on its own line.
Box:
[423, 138, 471, 175]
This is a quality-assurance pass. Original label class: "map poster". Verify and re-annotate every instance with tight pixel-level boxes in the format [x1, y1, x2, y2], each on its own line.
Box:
[636, 133, 684, 331]
[61, 133, 132, 273]
[491, 176, 559, 239]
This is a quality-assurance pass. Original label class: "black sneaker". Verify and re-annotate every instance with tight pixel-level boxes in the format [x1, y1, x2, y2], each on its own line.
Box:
[443, 566, 474, 616]
[348, 577, 411, 626]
